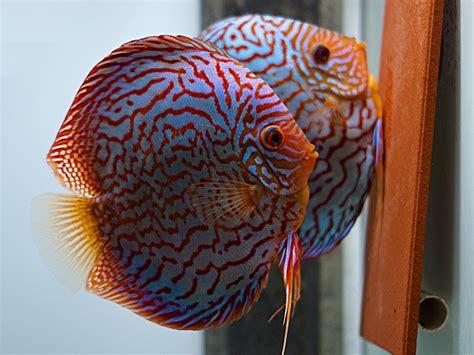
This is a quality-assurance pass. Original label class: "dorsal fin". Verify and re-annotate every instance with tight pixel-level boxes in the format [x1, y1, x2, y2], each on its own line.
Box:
[47, 35, 237, 197]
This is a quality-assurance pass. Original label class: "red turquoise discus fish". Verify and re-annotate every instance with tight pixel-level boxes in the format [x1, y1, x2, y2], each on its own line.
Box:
[32, 35, 318, 333]
[200, 15, 383, 259]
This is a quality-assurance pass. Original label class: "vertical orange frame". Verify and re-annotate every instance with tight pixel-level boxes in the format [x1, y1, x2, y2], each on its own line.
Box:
[361, 1, 444, 354]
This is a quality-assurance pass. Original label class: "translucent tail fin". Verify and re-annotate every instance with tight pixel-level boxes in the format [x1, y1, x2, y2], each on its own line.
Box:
[31, 193, 105, 292]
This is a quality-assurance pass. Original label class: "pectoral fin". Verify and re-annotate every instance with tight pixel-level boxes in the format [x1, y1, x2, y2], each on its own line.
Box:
[186, 179, 259, 227]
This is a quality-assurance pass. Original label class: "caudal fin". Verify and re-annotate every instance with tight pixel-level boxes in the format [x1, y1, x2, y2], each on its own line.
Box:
[31, 193, 105, 292]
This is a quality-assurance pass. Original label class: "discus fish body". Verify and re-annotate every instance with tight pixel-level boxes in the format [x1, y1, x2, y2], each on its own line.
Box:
[33, 35, 317, 330]
[201, 15, 383, 259]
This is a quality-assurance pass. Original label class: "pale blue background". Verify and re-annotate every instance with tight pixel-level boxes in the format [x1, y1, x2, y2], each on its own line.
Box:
[1, 1, 203, 354]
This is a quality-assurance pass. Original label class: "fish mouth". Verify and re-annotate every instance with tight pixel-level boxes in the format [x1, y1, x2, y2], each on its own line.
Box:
[305, 147, 318, 161]
[356, 40, 366, 51]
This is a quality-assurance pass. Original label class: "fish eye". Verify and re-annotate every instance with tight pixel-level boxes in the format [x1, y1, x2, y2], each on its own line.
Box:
[312, 45, 330, 63]
[261, 126, 284, 150]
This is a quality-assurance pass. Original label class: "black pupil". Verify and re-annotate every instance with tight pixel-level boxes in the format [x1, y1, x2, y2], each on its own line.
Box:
[315, 45, 329, 62]
[271, 132, 281, 144]
[268, 129, 282, 146]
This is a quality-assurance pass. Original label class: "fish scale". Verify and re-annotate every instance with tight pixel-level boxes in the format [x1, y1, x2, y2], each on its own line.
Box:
[37, 35, 316, 332]
[201, 15, 383, 258]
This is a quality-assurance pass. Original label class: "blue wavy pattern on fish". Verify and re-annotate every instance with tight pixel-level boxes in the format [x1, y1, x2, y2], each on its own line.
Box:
[200, 15, 384, 258]
[38, 35, 317, 331]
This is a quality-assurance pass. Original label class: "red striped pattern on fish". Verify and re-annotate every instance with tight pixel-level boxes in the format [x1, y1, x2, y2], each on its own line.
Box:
[34, 35, 317, 331]
[200, 15, 383, 258]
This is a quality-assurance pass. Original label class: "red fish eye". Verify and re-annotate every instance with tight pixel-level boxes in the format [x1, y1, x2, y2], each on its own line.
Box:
[313, 45, 330, 63]
[261, 126, 284, 149]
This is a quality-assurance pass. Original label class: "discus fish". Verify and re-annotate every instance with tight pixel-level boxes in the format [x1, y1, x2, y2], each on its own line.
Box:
[32, 35, 317, 335]
[201, 14, 383, 259]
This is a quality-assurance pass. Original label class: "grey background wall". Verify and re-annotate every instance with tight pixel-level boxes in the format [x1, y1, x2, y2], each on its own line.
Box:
[418, 0, 474, 353]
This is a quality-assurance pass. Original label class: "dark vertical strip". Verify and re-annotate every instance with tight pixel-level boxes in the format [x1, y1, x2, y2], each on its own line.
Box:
[419, 0, 459, 353]
[318, 248, 343, 355]
[201, 1, 343, 354]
